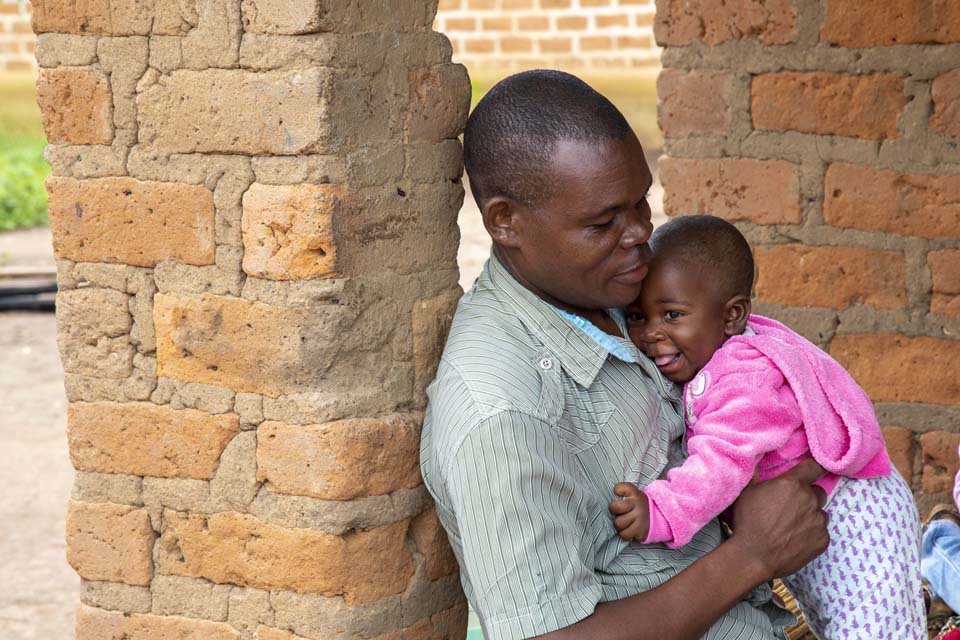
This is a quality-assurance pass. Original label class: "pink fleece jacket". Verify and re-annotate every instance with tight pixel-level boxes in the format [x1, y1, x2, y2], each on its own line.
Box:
[643, 314, 891, 548]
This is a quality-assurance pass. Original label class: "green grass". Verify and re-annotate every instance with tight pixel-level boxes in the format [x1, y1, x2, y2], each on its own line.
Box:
[0, 71, 49, 231]
[469, 71, 662, 153]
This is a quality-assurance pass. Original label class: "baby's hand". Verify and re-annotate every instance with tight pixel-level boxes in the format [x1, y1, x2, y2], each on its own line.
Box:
[609, 482, 651, 541]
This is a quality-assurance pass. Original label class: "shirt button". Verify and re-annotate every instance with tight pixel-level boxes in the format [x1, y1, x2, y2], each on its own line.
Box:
[539, 357, 553, 370]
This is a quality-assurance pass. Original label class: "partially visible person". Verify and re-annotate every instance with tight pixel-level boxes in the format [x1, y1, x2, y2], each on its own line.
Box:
[922, 441, 960, 616]
[421, 70, 829, 640]
[610, 216, 925, 639]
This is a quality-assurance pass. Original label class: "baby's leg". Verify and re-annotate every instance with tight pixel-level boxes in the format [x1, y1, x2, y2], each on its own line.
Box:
[780, 471, 925, 640]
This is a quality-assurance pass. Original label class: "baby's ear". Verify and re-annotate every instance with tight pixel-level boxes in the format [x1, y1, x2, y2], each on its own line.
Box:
[723, 295, 751, 336]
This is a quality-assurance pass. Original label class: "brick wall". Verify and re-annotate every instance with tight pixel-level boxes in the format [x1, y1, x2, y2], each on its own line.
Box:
[0, 0, 35, 72]
[35, 0, 469, 637]
[657, 0, 960, 513]
[436, 0, 659, 72]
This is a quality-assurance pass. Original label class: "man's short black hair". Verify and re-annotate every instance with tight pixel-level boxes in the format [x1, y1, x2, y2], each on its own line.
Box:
[650, 215, 755, 300]
[463, 69, 631, 208]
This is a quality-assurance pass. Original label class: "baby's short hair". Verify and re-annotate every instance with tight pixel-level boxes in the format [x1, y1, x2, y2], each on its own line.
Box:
[463, 69, 631, 208]
[649, 215, 755, 300]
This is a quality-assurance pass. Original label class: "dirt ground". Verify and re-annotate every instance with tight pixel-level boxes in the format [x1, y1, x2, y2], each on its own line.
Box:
[0, 173, 665, 638]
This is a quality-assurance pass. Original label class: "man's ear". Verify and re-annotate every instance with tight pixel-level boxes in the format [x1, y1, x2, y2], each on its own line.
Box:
[723, 294, 751, 336]
[482, 196, 524, 249]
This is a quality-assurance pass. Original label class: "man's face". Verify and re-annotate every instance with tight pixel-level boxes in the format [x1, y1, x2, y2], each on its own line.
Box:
[504, 135, 654, 316]
[625, 257, 729, 383]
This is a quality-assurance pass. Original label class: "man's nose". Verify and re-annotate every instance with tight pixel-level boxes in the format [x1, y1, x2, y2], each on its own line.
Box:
[620, 207, 653, 249]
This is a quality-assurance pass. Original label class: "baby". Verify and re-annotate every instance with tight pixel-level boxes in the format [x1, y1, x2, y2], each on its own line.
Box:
[610, 215, 924, 639]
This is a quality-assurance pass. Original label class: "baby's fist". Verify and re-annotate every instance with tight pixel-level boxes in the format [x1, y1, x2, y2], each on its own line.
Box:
[609, 482, 651, 541]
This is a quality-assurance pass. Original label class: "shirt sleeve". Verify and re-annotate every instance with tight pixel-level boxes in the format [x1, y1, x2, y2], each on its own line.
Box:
[446, 410, 603, 640]
[642, 366, 803, 548]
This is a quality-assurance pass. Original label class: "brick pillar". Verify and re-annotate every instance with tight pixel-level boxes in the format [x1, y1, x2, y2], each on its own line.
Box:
[655, 0, 960, 513]
[34, 1, 470, 637]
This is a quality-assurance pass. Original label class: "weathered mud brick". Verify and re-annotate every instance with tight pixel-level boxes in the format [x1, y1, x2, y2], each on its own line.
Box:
[930, 70, 960, 141]
[882, 427, 915, 483]
[410, 508, 459, 581]
[412, 289, 462, 394]
[76, 604, 241, 640]
[654, 0, 797, 46]
[68, 401, 239, 479]
[824, 163, 960, 239]
[657, 69, 733, 137]
[920, 431, 960, 494]
[157, 510, 414, 603]
[137, 69, 332, 155]
[154, 293, 339, 397]
[56, 288, 134, 379]
[821, 0, 960, 47]
[242, 183, 341, 281]
[929, 249, 960, 317]
[371, 603, 469, 640]
[406, 64, 472, 143]
[36, 68, 113, 145]
[257, 626, 310, 640]
[831, 334, 960, 406]
[755, 245, 906, 310]
[752, 72, 905, 140]
[47, 177, 215, 267]
[658, 157, 801, 224]
[256, 414, 423, 500]
[66, 500, 154, 586]
[32, 0, 153, 35]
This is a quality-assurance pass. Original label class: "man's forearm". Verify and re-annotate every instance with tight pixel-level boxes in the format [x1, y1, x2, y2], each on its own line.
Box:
[534, 538, 770, 640]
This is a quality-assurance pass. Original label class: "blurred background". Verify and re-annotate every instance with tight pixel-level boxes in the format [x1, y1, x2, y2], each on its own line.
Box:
[0, 0, 666, 637]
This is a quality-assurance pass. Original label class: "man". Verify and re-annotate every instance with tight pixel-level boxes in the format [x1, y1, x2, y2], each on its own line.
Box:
[420, 70, 828, 640]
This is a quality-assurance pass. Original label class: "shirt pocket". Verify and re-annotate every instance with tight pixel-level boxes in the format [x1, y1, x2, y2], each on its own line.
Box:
[554, 378, 616, 455]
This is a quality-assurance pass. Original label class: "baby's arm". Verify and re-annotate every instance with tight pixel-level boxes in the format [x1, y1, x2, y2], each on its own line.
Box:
[638, 366, 804, 548]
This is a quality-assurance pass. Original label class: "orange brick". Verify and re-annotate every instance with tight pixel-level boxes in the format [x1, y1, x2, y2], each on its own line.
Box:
[657, 69, 732, 136]
[157, 510, 414, 603]
[410, 509, 459, 580]
[438, 0, 461, 9]
[581, 36, 613, 50]
[557, 16, 587, 30]
[541, 0, 571, 7]
[882, 427, 916, 483]
[466, 0, 495, 8]
[77, 605, 240, 640]
[618, 35, 654, 48]
[36, 67, 113, 145]
[32, 0, 153, 35]
[443, 16, 475, 31]
[501, 36, 533, 53]
[931, 70, 960, 140]
[658, 157, 801, 225]
[752, 72, 905, 140]
[256, 414, 423, 500]
[540, 37, 572, 53]
[920, 432, 960, 494]
[755, 245, 906, 310]
[929, 249, 960, 317]
[481, 16, 512, 30]
[830, 334, 960, 406]
[581, 0, 611, 5]
[517, 15, 549, 31]
[68, 402, 240, 480]
[464, 38, 494, 53]
[67, 501, 154, 586]
[47, 177, 215, 268]
[822, 0, 960, 46]
[824, 163, 960, 240]
[635, 12, 654, 27]
[596, 14, 629, 28]
[502, 0, 534, 7]
[656, 0, 797, 46]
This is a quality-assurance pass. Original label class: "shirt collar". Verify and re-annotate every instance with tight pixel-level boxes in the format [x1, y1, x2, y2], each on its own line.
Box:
[483, 253, 674, 397]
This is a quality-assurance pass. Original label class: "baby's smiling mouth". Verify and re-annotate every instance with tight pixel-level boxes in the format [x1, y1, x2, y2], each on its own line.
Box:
[652, 353, 682, 368]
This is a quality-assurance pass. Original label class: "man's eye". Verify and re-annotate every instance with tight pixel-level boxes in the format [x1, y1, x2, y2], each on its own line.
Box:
[590, 219, 615, 230]
[665, 310, 683, 320]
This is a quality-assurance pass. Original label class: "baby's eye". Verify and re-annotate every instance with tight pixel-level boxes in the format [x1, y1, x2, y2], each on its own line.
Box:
[664, 310, 683, 320]
[626, 311, 645, 323]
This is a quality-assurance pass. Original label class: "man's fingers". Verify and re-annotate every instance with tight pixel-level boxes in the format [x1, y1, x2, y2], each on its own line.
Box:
[781, 459, 826, 484]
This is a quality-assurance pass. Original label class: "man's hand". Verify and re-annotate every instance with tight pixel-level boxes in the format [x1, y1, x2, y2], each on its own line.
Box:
[609, 483, 651, 541]
[726, 459, 830, 579]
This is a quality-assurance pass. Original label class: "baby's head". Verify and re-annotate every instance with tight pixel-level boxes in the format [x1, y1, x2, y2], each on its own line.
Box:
[626, 215, 754, 383]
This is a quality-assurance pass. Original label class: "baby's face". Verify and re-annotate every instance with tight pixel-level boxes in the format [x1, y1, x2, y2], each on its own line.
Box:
[626, 257, 729, 383]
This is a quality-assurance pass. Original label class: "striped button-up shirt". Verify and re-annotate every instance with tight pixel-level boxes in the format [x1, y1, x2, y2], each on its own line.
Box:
[421, 254, 791, 640]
